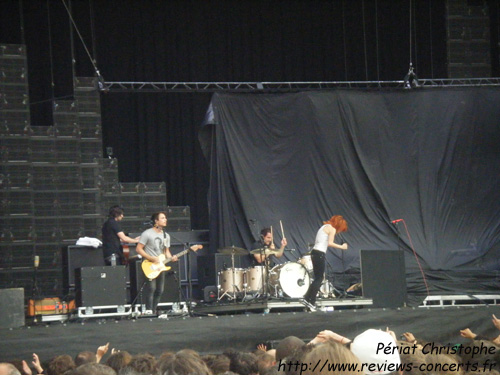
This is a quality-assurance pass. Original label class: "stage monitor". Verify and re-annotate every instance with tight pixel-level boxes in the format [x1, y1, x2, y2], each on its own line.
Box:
[360, 250, 407, 308]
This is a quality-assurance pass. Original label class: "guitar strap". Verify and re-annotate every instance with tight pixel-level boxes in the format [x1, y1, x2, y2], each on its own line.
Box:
[162, 229, 167, 252]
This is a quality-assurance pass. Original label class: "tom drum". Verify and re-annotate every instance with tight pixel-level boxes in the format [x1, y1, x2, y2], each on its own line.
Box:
[218, 268, 245, 294]
[246, 266, 266, 293]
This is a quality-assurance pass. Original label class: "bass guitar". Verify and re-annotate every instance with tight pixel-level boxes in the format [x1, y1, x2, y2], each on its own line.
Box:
[141, 244, 203, 280]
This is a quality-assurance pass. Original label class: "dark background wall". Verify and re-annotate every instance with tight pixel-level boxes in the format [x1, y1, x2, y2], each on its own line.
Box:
[0, 0, 499, 229]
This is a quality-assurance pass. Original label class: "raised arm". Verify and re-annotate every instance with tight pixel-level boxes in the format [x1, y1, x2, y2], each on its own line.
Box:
[326, 225, 348, 250]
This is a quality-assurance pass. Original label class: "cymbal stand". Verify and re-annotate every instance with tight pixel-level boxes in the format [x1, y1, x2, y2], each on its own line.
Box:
[218, 250, 240, 301]
[262, 248, 272, 299]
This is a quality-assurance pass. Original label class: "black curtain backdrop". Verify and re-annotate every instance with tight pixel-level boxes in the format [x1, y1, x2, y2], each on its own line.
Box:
[200, 88, 500, 302]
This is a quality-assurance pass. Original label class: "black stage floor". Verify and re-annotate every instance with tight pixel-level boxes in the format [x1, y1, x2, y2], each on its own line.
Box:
[1, 304, 500, 363]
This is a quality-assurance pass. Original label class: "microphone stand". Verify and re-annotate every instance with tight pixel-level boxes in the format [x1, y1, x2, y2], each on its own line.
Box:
[183, 242, 195, 317]
[129, 278, 148, 317]
[392, 221, 403, 250]
[171, 269, 190, 316]
[325, 257, 345, 299]
[31, 254, 41, 318]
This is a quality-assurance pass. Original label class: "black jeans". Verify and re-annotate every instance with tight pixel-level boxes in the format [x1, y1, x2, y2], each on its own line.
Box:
[146, 271, 166, 312]
[303, 250, 325, 305]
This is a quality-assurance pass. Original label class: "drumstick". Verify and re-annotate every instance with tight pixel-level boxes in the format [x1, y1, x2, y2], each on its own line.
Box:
[280, 220, 285, 239]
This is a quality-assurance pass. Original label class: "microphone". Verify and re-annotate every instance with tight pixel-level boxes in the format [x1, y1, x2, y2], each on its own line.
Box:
[391, 219, 403, 224]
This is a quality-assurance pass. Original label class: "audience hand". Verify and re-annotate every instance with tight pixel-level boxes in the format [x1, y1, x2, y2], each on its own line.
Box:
[493, 335, 500, 346]
[315, 330, 350, 344]
[460, 328, 476, 340]
[21, 360, 32, 375]
[492, 314, 500, 330]
[96, 342, 110, 363]
[402, 332, 416, 343]
[385, 327, 397, 342]
[257, 344, 267, 352]
[31, 353, 43, 374]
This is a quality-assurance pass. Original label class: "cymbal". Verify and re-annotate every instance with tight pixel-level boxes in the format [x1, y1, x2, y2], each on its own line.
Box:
[250, 247, 279, 256]
[218, 246, 248, 255]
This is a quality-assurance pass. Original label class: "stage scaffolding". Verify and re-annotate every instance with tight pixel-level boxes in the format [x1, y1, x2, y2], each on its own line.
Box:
[99, 78, 500, 93]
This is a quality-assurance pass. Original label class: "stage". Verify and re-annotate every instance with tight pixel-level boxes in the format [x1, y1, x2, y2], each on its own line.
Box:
[1, 302, 499, 364]
[191, 295, 373, 315]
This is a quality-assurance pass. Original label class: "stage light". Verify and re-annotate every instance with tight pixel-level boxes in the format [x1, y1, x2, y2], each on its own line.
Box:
[404, 63, 420, 89]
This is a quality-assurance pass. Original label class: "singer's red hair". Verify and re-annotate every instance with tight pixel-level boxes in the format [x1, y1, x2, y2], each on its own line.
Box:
[323, 215, 348, 232]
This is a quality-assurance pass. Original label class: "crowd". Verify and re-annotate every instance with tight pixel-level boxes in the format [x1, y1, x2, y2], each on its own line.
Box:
[2, 314, 500, 375]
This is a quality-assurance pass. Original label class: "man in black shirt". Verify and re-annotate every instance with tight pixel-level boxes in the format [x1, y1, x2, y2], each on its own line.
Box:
[101, 205, 139, 265]
[250, 227, 287, 265]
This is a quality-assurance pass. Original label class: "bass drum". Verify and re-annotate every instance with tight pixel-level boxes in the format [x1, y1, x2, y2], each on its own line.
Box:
[269, 262, 310, 298]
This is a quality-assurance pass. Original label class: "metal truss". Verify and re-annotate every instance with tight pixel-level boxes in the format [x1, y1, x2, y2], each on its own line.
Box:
[100, 78, 500, 93]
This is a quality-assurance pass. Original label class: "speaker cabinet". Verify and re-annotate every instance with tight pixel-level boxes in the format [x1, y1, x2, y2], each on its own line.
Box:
[75, 266, 127, 307]
[64, 246, 105, 291]
[0, 288, 24, 328]
[360, 250, 407, 308]
[129, 260, 181, 304]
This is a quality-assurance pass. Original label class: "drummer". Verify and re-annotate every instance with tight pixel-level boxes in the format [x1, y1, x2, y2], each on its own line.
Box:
[250, 227, 287, 265]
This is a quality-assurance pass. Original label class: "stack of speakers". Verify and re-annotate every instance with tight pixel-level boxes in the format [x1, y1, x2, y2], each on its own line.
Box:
[0, 43, 191, 302]
[100, 180, 191, 234]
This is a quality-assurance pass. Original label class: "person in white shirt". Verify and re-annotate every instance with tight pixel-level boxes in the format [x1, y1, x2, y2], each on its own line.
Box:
[301, 215, 348, 311]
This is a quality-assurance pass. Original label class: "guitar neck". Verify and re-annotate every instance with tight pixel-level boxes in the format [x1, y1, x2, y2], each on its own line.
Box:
[164, 248, 190, 264]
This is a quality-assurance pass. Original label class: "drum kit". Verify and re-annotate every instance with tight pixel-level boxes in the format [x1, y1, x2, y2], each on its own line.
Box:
[216, 246, 334, 301]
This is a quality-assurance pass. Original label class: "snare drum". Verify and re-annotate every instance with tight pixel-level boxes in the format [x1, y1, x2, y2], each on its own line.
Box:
[269, 262, 310, 298]
[246, 266, 266, 293]
[218, 268, 245, 293]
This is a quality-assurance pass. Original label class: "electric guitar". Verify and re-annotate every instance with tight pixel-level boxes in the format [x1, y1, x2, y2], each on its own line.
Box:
[141, 244, 202, 280]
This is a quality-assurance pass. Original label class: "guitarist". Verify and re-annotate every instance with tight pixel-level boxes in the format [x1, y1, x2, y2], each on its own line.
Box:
[135, 211, 178, 315]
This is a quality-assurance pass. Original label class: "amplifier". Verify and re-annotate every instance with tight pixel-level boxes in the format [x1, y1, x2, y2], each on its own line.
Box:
[0, 288, 24, 328]
[75, 266, 127, 307]
[63, 245, 105, 291]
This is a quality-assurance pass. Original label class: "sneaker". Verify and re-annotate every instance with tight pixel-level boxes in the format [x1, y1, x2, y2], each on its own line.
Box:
[143, 309, 154, 315]
[300, 299, 317, 312]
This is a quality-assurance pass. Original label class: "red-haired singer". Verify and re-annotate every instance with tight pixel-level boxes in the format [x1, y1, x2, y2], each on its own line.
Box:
[301, 215, 348, 311]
